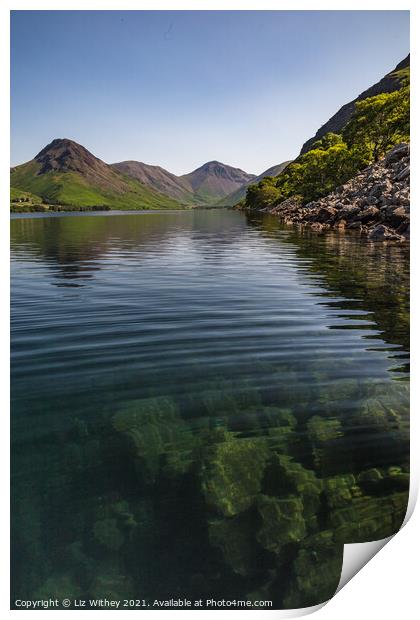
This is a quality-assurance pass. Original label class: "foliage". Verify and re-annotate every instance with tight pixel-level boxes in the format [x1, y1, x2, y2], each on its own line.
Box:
[343, 84, 409, 162]
[244, 177, 282, 209]
[275, 135, 365, 202]
[244, 75, 410, 209]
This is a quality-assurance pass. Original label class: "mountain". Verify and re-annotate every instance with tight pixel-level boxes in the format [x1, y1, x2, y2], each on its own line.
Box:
[218, 161, 292, 206]
[11, 139, 182, 210]
[180, 161, 256, 205]
[111, 161, 197, 205]
[300, 54, 410, 154]
[112, 159, 256, 206]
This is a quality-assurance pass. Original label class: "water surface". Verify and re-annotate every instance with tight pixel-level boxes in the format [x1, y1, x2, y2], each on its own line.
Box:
[11, 209, 409, 609]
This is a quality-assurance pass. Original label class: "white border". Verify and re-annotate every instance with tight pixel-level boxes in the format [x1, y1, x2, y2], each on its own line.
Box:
[1, 2, 417, 618]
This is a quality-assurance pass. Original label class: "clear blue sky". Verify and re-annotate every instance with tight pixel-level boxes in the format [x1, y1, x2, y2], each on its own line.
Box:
[11, 10, 409, 174]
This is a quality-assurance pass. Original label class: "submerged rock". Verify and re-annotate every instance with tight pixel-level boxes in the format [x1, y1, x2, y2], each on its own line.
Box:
[201, 435, 269, 517]
[306, 415, 344, 474]
[89, 562, 134, 600]
[256, 494, 306, 554]
[208, 513, 259, 576]
[282, 531, 343, 608]
[324, 474, 359, 509]
[307, 416, 343, 443]
[112, 396, 197, 482]
[93, 518, 125, 551]
[328, 492, 407, 543]
[347, 397, 403, 433]
[34, 574, 83, 601]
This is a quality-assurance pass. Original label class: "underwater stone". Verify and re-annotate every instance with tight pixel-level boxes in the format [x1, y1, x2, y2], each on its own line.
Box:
[111, 500, 137, 529]
[306, 415, 344, 474]
[386, 471, 410, 492]
[283, 531, 343, 608]
[246, 570, 277, 605]
[201, 435, 269, 517]
[357, 468, 383, 484]
[262, 455, 322, 522]
[208, 515, 259, 577]
[112, 396, 197, 482]
[324, 474, 358, 509]
[307, 416, 343, 443]
[259, 407, 297, 451]
[93, 518, 125, 551]
[34, 574, 83, 601]
[89, 563, 134, 600]
[259, 407, 297, 430]
[329, 493, 408, 543]
[256, 494, 306, 554]
[349, 398, 392, 432]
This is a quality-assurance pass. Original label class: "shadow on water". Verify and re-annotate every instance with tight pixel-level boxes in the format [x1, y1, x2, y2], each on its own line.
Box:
[11, 210, 409, 609]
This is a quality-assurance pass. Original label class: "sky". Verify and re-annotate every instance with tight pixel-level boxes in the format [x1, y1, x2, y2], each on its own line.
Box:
[11, 10, 409, 175]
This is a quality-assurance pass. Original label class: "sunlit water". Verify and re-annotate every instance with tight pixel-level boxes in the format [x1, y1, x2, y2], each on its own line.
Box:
[11, 209, 409, 609]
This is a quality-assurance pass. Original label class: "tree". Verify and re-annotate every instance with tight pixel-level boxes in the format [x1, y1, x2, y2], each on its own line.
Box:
[275, 136, 363, 202]
[343, 85, 409, 162]
[245, 177, 282, 209]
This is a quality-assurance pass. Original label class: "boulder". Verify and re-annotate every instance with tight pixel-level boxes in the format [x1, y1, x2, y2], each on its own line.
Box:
[201, 435, 269, 517]
[356, 206, 380, 223]
[385, 143, 409, 164]
[282, 531, 343, 608]
[112, 396, 198, 482]
[256, 495, 306, 554]
[208, 514, 259, 576]
[368, 225, 404, 242]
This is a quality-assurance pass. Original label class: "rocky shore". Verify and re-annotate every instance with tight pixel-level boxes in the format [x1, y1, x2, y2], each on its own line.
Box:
[259, 143, 410, 241]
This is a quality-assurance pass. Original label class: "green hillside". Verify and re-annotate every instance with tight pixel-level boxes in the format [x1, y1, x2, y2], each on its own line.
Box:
[10, 139, 183, 211]
[244, 65, 409, 210]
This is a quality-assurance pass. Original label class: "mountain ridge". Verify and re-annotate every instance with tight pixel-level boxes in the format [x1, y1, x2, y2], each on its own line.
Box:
[300, 54, 410, 154]
[179, 161, 255, 204]
[11, 139, 263, 210]
[111, 160, 196, 204]
[113, 159, 257, 206]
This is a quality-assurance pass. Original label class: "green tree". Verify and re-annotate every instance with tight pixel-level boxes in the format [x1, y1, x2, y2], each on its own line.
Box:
[245, 177, 282, 209]
[244, 77, 410, 212]
[275, 135, 363, 203]
[343, 85, 409, 162]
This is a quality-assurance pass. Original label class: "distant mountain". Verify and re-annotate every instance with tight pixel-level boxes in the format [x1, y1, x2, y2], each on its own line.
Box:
[300, 54, 410, 154]
[112, 159, 256, 206]
[180, 161, 256, 205]
[11, 139, 182, 210]
[219, 161, 292, 206]
[111, 161, 197, 205]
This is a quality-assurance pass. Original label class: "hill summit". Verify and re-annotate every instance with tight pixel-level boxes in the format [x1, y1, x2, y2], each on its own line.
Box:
[11, 138, 182, 210]
[34, 138, 107, 176]
[180, 161, 256, 204]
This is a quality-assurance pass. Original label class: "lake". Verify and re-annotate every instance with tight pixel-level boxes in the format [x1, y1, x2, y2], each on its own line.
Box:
[10, 209, 409, 609]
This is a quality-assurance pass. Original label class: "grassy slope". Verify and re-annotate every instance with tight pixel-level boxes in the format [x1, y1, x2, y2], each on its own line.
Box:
[10, 160, 183, 210]
[10, 187, 43, 204]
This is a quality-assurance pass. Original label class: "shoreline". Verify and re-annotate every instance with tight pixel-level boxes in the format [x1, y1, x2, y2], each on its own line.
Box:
[245, 143, 410, 243]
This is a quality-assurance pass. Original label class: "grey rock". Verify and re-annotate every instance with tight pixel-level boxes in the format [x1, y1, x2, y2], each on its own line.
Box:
[368, 225, 404, 242]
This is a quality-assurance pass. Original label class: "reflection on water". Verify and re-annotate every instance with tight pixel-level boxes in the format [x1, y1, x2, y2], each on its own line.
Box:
[11, 210, 409, 609]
